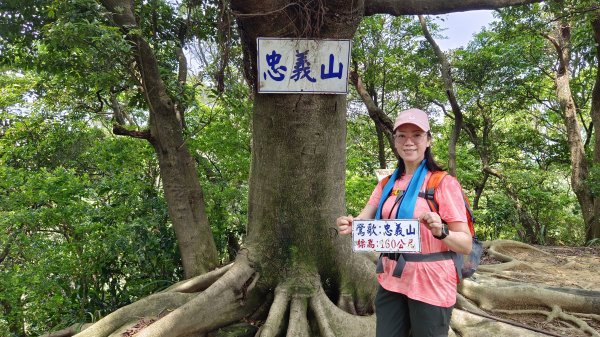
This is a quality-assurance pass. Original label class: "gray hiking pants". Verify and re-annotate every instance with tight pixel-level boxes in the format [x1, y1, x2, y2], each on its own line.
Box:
[375, 285, 453, 337]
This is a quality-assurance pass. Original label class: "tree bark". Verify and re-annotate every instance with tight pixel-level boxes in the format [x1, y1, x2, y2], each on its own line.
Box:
[546, 20, 597, 244]
[461, 103, 500, 220]
[215, 0, 232, 94]
[100, 0, 219, 278]
[376, 127, 387, 168]
[245, 93, 347, 276]
[589, 12, 600, 241]
[365, 0, 544, 16]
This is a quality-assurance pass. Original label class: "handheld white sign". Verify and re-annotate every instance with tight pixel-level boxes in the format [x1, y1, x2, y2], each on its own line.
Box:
[257, 38, 351, 94]
[352, 219, 421, 253]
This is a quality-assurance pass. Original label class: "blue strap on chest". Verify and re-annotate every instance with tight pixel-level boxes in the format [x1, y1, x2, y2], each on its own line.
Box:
[375, 168, 399, 220]
[375, 160, 428, 220]
[396, 160, 428, 218]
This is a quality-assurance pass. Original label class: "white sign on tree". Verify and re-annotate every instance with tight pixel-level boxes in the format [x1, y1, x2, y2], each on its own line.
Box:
[257, 38, 351, 94]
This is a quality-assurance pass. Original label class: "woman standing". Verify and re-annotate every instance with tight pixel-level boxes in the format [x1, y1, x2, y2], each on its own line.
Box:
[336, 108, 472, 337]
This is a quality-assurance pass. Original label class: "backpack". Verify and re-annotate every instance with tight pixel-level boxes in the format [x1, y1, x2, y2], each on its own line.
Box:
[421, 171, 482, 279]
[380, 170, 482, 280]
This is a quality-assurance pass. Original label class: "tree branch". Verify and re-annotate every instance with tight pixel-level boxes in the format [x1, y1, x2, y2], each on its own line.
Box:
[101, 0, 176, 119]
[349, 70, 394, 133]
[349, 70, 398, 159]
[542, 33, 568, 74]
[419, 15, 462, 176]
[365, 0, 544, 16]
[482, 166, 502, 179]
[113, 124, 153, 141]
[176, 47, 187, 85]
[350, 70, 400, 159]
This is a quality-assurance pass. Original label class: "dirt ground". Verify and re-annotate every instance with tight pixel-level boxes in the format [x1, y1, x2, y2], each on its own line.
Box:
[476, 244, 600, 337]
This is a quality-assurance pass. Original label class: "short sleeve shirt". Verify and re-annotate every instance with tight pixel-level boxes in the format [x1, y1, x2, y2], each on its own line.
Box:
[367, 171, 467, 307]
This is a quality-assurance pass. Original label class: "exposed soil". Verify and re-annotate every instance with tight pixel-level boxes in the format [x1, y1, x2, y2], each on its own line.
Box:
[473, 244, 600, 337]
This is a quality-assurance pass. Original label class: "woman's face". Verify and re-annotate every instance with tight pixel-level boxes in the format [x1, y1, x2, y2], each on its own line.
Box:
[393, 124, 431, 165]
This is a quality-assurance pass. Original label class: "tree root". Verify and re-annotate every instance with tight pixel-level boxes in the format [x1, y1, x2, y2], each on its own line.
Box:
[450, 309, 550, 337]
[57, 240, 599, 337]
[74, 292, 196, 337]
[478, 240, 551, 273]
[460, 274, 600, 314]
[334, 236, 378, 315]
[492, 305, 600, 337]
[459, 240, 600, 336]
[74, 253, 260, 337]
[70, 248, 377, 337]
[311, 290, 337, 337]
[164, 263, 233, 293]
[455, 293, 487, 316]
[336, 290, 358, 315]
[131, 256, 259, 337]
[288, 295, 310, 337]
[254, 275, 376, 337]
[309, 284, 376, 336]
[256, 285, 290, 337]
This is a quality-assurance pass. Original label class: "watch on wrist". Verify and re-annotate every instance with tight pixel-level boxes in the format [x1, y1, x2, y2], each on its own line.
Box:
[433, 223, 449, 240]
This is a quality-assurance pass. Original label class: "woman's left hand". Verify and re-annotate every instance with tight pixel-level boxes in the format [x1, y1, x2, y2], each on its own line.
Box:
[420, 213, 473, 254]
[419, 212, 444, 237]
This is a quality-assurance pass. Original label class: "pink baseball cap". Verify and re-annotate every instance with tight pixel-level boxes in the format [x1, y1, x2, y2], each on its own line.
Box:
[393, 108, 430, 132]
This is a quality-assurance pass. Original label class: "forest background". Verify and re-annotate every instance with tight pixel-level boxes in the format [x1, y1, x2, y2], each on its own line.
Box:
[1, 0, 599, 336]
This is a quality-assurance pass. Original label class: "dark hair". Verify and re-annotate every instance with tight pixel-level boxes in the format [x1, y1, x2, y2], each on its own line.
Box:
[396, 132, 444, 174]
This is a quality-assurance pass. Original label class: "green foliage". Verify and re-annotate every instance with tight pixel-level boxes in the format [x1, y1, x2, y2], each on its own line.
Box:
[351, 15, 440, 113]
[0, 108, 181, 335]
[345, 109, 385, 216]
[0, 0, 55, 66]
[590, 166, 600, 198]
[1, 0, 251, 332]
[475, 169, 583, 244]
[186, 83, 252, 262]
[345, 174, 376, 216]
[475, 193, 518, 240]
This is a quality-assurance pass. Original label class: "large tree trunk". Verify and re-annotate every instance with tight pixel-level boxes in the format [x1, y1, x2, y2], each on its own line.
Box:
[589, 13, 600, 241]
[149, 102, 219, 278]
[547, 19, 597, 244]
[232, 0, 365, 283]
[101, 0, 219, 278]
[245, 93, 347, 276]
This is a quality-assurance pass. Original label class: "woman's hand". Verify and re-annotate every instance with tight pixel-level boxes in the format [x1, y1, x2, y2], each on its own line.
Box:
[336, 204, 377, 236]
[336, 215, 354, 235]
[419, 212, 472, 254]
[419, 211, 444, 237]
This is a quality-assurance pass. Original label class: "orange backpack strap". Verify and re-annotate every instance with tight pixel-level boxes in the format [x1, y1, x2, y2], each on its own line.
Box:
[424, 171, 476, 237]
[423, 171, 448, 212]
[381, 175, 391, 187]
